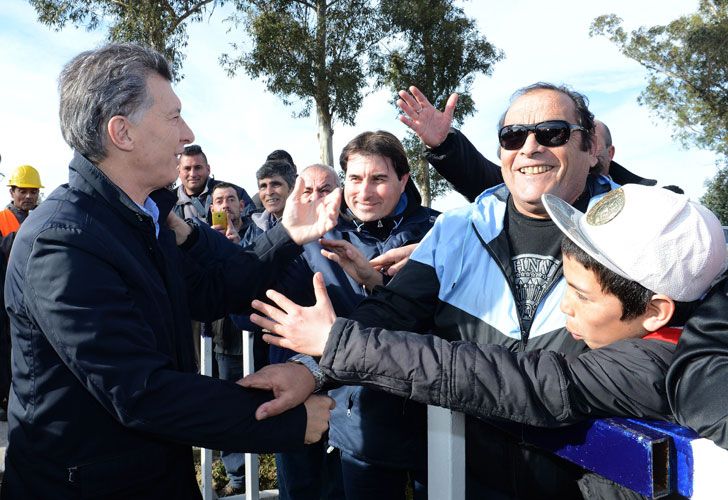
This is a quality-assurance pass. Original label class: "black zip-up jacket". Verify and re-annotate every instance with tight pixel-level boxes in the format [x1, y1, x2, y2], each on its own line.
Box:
[320, 320, 678, 426]
[287, 180, 438, 469]
[667, 275, 728, 448]
[2, 153, 307, 499]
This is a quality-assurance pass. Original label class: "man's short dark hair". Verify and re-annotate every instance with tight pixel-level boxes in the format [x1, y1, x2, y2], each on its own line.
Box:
[339, 130, 409, 179]
[210, 181, 239, 200]
[561, 237, 652, 320]
[561, 237, 698, 324]
[266, 150, 296, 171]
[181, 144, 208, 164]
[256, 160, 296, 189]
[498, 82, 596, 153]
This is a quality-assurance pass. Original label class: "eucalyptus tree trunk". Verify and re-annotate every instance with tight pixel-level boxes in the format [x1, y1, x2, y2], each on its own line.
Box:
[314, 0, 334, 166]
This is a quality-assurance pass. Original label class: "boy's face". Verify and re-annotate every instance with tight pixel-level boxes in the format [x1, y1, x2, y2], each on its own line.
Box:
[560, 254, 647, 349]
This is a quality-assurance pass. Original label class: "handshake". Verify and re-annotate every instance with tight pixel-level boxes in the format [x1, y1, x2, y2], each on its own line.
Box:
[240, 360, 334, 445]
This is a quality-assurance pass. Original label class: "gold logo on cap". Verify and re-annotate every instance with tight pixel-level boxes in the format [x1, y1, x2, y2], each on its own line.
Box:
[586, 188, 625, 226]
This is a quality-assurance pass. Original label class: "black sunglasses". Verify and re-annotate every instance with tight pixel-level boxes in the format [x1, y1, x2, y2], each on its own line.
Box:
[499, 120, 587, 150]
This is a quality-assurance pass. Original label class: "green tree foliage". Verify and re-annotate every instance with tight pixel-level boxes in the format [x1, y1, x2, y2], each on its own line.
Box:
[220, 0, 381, 166]
[373, 0, 502, 206]
[590, 1, 728, 157]
[28, 0, 219, 80]
[701, 160, 728, 225]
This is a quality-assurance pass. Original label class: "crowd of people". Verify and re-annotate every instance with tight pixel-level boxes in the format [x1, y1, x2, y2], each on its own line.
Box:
[1, 41, 727, 500]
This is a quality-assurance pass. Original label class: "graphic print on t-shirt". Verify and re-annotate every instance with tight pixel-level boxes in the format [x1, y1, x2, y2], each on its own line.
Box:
[511, 253, 560, 322]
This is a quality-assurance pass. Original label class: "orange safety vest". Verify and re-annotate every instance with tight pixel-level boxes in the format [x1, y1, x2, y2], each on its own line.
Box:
[0, 208, 20, 236]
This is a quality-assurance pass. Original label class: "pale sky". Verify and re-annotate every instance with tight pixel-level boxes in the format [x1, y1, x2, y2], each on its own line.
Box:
[0, 0, 720, 211]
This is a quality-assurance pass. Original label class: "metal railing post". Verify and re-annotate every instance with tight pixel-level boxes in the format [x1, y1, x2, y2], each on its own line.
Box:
[242, 330, 260, 500]
[200, 335, 214, 500]
[427, 406, 465, 500]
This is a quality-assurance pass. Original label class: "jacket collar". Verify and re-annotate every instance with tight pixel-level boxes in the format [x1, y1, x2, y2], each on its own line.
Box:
[470, 174, 618, 243]
[68, 151, 176, 227]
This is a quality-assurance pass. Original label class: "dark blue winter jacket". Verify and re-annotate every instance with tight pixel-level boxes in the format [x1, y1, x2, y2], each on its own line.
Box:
[270, 180, 439, 469]
[2, 152, 307, 499]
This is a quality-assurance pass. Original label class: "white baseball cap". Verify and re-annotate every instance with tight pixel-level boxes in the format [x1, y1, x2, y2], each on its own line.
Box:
[542, 185, 727, 302]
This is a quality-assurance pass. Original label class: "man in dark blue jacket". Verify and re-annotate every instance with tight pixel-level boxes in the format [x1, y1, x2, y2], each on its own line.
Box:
[265, 132, 438, 500]
[0, 42, 340, 499]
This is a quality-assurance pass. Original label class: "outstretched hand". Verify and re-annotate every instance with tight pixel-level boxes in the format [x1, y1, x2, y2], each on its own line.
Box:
[368, 243, 418, 277]
[320, 238, 382, 290]
[281, 177, 341, 246]
[397, 86, 458, 148]
[250, 272, 335, 356]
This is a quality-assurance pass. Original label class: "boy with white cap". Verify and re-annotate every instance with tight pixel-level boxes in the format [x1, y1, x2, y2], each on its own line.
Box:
[244, 184, 726, 430]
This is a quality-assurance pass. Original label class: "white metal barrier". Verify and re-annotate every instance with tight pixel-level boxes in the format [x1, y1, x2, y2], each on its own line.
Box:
[200, 330, 265, 500]
[200, 334, 214, 500]
[426, 409, 728, 499]
[199, 332, 728, 499]
[427, 406, 465, 500]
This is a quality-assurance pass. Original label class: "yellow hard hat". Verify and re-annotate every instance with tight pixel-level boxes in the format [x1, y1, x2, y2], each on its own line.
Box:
[7, 164, 43, 189]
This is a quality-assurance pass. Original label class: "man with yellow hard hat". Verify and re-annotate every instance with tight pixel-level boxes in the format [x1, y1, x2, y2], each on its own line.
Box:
[0, 164, 42, 420]
[0, 165, 43, 236]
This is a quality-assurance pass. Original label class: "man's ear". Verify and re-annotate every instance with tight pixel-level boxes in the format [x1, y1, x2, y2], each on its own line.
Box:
[641, 294, 675, 333]
[587, 132, 599, 169]
[107, 115, 134, 152]
[399, 172, 410, 193]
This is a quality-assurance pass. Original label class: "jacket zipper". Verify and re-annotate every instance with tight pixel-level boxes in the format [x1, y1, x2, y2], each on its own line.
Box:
[471, 221, 563, 351]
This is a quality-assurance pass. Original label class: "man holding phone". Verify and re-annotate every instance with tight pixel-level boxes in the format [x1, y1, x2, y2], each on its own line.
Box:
[210, 182, 246, 244]
[208, 181, 250, 496]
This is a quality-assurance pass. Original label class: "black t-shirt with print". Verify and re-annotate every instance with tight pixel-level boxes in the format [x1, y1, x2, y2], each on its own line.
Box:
[505, 196, 564, 334]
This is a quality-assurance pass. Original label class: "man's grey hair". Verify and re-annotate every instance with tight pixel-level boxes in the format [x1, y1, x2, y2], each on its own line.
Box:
[256, 159, 297, 189]
[58, 43, 173, 164]
[300, 163, 341, 187]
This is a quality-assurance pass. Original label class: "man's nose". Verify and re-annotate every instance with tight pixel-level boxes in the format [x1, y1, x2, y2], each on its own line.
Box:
[180, 117, 194, 144]
[360, 179, 374, 196]
[519, 132, 544, 156]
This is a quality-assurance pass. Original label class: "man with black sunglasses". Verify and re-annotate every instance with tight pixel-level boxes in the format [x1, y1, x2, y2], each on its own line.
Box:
[376, 83, 618, 498]
[395, 87, 660, 203]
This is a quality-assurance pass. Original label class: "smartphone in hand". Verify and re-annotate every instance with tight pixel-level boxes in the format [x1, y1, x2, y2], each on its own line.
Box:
[211, 210, 227, 227]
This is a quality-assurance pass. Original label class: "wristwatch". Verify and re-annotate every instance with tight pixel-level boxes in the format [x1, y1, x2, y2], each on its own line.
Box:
[288, 354, 326, 392]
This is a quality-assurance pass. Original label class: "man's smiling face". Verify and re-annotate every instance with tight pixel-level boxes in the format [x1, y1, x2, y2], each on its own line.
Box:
[500, 89, 596, 218]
